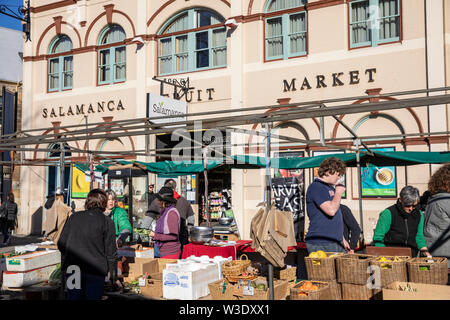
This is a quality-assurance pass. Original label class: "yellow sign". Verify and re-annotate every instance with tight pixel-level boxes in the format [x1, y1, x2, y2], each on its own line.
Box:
[71, 165, 90, 198]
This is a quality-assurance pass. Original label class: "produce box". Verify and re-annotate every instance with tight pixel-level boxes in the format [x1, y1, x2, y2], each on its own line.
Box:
[140, 273, 164, 299]
[2, 264, 59, 288]
[336, 254, 375, 285]
[290, 280, 330, 300]
[157, 258, 178, 272]
[6, 250, 61, 272]
[305, 251, 343, 281]
[163, 263, 220, 300]
[128, 259, 159, 278]
[233, 277, 288, 300]
[407, 257, 448, 285]
[369, 256, 410, 288]
[208, 279, 238, 300]
[382, 281, 450, 300]
[341, 283, 376, 300]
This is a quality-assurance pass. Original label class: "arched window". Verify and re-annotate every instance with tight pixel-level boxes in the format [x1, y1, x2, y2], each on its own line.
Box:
[98, 24, 126, 84]
[264, 0, 307, 61]
[158, 8, 226, 75]
[48, 35, 73, 92]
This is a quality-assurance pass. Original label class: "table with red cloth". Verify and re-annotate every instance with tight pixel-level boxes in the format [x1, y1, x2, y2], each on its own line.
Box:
[181, 240, 307, 260]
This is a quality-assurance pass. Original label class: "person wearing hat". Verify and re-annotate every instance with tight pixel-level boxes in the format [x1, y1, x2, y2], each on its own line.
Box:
[149, 187, 181, 259]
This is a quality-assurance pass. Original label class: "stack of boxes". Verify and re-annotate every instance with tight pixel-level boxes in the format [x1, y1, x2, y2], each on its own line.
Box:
[2, 250, 61, 288]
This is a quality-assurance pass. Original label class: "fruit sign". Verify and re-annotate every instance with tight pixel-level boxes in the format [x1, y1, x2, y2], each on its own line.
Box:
[361, 147, 397, 197]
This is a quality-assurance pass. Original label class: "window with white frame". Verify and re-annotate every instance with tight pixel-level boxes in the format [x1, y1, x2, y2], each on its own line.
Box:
[265, 0, 307, 61]
[158, 8, 226, 75]
[349, 0, 400, 48]
[98, 24, 126, 84]
[48, 35, 73, 92]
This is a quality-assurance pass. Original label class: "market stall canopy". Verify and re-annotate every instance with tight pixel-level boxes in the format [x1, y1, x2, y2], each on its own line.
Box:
[72, 151, 449, 175]
[272, 151, 450, 169]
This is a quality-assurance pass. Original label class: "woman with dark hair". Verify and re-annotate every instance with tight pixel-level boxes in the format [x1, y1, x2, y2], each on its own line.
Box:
[149, 187, 181, 259]
[423, 164, 450, 268]
[105, 189, 132, 247]
[57, 189, 118, 300]
[1, 193, 18, 245]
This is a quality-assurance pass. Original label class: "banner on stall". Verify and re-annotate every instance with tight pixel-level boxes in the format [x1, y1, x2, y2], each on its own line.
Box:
[361, 147, 397, 197]
[71, 165, 90, 198]
[272, 177, 304, 222]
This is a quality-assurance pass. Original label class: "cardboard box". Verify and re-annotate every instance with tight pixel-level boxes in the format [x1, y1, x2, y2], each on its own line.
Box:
[157, 258, 178, 272]
[382, 281, 450, 300]
[128, 259, 159, 279]
[140, 273, 163, 299]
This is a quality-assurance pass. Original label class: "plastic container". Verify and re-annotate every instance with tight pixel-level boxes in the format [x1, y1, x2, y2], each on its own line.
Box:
[5, 250, 61, 272]
[162, 263, 219, 300]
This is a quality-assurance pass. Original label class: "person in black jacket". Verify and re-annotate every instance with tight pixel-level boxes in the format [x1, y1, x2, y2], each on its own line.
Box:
[1, 193, 18, 245]
[340, 204, 362, 254]
[57, 189, 118, 300]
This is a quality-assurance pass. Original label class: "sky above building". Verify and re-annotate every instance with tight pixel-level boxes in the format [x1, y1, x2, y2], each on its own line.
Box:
[0, 0, 24, 31]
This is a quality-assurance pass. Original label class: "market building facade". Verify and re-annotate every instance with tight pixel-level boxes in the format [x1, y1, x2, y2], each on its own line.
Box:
[20, 0, 450, 243]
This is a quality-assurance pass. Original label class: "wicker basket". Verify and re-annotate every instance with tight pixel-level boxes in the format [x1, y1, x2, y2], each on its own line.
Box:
[305, 252, 343, 281]
[336, 254, 375, 285]
[225, 273, 258, 283]
[341, 283, 375, 300]
[290, 280, 331, 300]
[234, 277, 288, 300]
[208, 279, 238, 300]
[222, 254, 251, 277]
[279, 266, 297, 282]
[322, 280, 342, 300]
[407, 257, 448, 285]
[369, 256, 410, 288]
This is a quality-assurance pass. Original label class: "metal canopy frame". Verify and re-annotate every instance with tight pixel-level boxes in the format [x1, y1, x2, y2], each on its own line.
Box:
[0, 87, 448, 159]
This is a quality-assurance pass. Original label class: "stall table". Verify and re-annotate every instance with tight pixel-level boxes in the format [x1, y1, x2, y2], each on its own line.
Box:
[182, 240, 306, 260]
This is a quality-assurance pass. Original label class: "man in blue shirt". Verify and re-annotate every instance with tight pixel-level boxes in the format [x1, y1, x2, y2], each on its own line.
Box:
[306, 157, 350, 253]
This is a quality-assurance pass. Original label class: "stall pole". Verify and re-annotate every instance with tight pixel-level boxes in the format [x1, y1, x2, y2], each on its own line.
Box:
[59, 142, 65, 197]
[203, 147, 210, 227]
[264, 122, 275, 301]
[354, 139, 365, 243]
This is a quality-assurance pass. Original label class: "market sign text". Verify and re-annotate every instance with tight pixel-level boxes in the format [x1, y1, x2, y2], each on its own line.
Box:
[42, 100, 125, 118]
[283, 68, 377, 93]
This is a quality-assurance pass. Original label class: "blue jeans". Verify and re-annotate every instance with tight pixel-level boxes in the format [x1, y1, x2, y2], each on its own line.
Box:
[154, 245, 160, 258]
[65, 272, 105, 300]
[306, 241, 345, 254]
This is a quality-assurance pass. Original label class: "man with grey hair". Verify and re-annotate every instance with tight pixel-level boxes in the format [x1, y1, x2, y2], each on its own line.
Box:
[373, 186, 431, 257]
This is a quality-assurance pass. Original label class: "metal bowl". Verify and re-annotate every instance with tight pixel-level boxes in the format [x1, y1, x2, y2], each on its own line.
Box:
[190, 226, 214, 244]
[218, 217, 234, 226]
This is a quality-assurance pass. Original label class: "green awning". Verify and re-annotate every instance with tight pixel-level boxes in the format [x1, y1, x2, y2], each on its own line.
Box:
[72, 151, 449, 175]
[271, 151, 450, 169]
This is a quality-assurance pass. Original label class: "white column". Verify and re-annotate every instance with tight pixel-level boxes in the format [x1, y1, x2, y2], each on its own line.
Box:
[135, 0, 148, 164]
[229, 0, 248, 239]
[425, 0, 447, 173]
[19, 15, 35, 235]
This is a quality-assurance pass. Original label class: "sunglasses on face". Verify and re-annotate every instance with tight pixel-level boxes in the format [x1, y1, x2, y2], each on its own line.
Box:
[402, 203, 418, 209]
